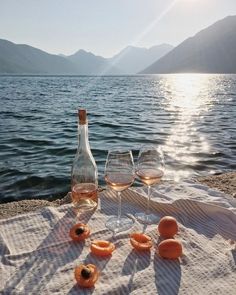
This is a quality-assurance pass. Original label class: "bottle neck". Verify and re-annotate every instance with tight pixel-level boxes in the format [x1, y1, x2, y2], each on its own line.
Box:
[78, 123, 90, 151]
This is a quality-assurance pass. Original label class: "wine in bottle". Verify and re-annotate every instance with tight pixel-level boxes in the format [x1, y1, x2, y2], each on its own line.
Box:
[71, 109, 98, 212]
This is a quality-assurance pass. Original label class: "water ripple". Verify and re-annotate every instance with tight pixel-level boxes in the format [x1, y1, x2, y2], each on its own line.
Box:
[0, 74, 235, 202]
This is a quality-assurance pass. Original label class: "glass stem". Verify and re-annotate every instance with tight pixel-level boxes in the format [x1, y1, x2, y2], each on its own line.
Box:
[146, 185, 151, 217]
[117, 191, 121, 225]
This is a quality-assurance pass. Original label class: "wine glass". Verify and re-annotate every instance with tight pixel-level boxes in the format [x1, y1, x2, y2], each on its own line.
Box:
[105, 150, 135, 232]
[135, 145, 164, 224]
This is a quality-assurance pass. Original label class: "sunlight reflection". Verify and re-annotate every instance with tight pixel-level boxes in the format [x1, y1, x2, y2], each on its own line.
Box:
[161, 74, 213, 181]
[164, 74, 213, 113]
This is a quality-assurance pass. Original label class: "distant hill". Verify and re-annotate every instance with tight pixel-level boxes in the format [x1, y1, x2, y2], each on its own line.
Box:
[0, 39, 78, 74]
[110, 44, 173, 74]
[67, 49, 122, 75]
[66, 45, 173, 74]
[2, 14, 236, 76]
[141, 15, 236, 74]
[0, 38, 174, 75]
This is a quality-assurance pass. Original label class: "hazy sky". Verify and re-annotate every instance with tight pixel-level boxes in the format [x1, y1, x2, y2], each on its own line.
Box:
[1, 0, 236, 57]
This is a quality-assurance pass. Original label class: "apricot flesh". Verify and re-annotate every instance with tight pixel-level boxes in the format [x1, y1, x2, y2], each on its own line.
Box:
[130, 233, 153, 251]
[74, 264, 99, 288]
[69, 223, 90, 241]
[90, 240, 115, 257]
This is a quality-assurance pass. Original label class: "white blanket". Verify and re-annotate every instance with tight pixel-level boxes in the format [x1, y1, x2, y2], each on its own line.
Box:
[0, 181, 236, 294]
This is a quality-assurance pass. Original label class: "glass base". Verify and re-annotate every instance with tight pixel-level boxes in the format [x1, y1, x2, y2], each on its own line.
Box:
[73, 199, 97, 213]
[105, 216, 134, 233]
[135, 212, 160, 225]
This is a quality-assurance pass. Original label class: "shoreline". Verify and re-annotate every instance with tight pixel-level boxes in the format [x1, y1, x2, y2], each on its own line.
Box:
[0, 171, 235, 220]
[196, 171, 236, 198]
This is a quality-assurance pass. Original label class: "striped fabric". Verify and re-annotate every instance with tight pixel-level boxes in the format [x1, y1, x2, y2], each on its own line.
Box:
[0, 184, 236, 294]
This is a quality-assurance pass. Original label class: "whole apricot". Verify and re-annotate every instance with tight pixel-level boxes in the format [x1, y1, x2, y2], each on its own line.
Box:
[158, 216, 178, 238]
[158, 239, 182, 259]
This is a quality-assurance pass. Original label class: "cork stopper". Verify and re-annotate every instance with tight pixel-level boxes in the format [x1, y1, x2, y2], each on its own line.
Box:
[78, 109, 87, 125]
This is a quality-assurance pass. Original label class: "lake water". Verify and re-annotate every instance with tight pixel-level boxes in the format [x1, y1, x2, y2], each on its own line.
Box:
[0, 74, 235, 202]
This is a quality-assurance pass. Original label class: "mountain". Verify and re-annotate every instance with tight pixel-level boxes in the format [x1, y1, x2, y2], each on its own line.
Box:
[110, 44, 173, 74]
[0, 39, 173, 75]
[66, 45, 173, 74]
[141, 15, 236, 74]
[0, 39, 78, 74]
[1, 15, 236, 75]
[67, 49, 122, 75]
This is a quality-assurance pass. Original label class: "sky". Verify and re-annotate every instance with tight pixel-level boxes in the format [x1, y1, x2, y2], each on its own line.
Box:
[0, 0, 236, 57]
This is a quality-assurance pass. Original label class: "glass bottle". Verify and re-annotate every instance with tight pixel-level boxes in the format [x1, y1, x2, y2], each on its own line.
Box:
[71, 109, 98, 212]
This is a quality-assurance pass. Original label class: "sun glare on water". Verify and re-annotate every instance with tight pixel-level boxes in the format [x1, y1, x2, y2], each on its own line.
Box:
[161, 74, 214, 181]
[165, 74, 212, 112]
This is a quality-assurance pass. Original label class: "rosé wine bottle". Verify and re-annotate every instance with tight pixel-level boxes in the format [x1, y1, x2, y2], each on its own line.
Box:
[71, 109, 98, 213]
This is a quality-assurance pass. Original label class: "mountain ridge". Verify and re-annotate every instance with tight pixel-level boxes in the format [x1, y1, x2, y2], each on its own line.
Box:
[0, 39, 173, 75]
[1, 15, 236, 75]
[141, 15, 236, 74]
[0, 39, 78, 74]
[109, 43, 173, 74]
[66, 49, 123, 75]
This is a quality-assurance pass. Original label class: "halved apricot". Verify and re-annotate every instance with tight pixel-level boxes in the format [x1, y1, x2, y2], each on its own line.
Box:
[90, 240, 115, 257]
[75, 264, 99, 288]
[69, 223, 90, 242]
[130, 233, 153, 251]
